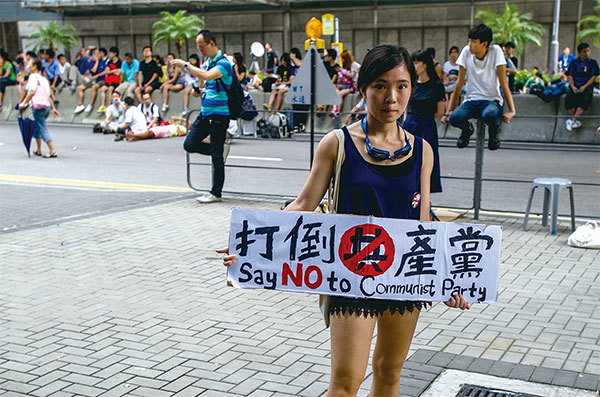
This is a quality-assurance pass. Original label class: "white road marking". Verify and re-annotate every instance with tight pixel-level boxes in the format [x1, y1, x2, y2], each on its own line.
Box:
[227, 155, 283, 162]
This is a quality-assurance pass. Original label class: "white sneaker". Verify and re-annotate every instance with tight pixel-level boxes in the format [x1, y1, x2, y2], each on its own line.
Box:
[74, 104, 85, 114]
[181, 108, 188, 117]
[196, 192, 222, 204]
[84, 104, 93, 113]
[566, 119, 572, 131]
[571, 120, 582, 129]
[162, 103, 169, 112]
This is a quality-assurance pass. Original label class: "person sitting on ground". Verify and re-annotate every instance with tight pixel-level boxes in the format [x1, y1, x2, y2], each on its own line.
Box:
[425, 47, 443, 79]
[42, 49, 61, 104]
[565, 42, 599, 131]
[160, 53, 184, 112]
[115, 96, 147, 141]
[115, 52, 139, 100]
[181, 54, 200, 117]
[330, 50, 359, 118]
[441, 24, 516, 151]
[523, 72, 546, 95]
[442, 46, 460, 103]
[134, 46, 161, 103]
[138, 92, 160, 129]
[343, 93, 367, 125]
[125, 115, 189, 141]
[264, 52, 293, 112]
[0, 50, 17, 109]
[247, 70, 262, 91]
[99, 91, 125, 133]
[74, 47, 102, 114]
[97, 46, 121, 113]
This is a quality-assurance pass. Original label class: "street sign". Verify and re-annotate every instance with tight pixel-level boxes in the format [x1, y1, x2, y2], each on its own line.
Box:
[284, 45, 339, 106]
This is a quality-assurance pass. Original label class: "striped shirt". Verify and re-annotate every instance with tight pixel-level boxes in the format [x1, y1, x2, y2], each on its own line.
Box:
[202, 50, 232, 116]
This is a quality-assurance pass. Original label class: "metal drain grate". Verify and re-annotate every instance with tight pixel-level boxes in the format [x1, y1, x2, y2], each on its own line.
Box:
[456, 384, 545, 397]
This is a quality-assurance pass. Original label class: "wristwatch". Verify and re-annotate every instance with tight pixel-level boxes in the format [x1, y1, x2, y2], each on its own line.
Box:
[183, 62, 190, 70]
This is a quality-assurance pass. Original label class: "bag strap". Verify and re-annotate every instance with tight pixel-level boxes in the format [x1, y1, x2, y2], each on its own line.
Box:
[327, 129, 345, 214]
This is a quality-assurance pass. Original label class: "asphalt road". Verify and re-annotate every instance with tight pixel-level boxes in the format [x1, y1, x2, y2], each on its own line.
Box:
[1, 122, 598, 231]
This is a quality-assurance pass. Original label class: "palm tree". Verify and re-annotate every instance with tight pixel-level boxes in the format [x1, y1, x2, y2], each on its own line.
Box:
[475, 4, 544, 55]
[577, 0, 600, 46]
[152, 10, 204, 59]
[27, 21, 79, 52]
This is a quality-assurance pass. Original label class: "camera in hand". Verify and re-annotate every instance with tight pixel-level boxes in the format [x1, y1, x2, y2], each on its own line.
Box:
[192, 82, 201, 94]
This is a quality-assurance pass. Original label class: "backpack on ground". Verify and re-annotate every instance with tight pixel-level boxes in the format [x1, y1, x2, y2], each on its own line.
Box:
[240, 91, 258, 121]
[257, 112, 289, 138]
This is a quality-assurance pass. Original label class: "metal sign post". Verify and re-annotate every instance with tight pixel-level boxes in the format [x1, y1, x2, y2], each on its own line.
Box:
[285, 43, 339, 167]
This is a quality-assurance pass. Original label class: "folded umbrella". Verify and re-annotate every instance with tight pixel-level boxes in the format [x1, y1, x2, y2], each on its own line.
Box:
[18, 116, 36, 158]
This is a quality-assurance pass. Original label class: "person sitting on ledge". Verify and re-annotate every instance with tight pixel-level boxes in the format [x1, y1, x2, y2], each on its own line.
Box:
[441, 24, 516, 151]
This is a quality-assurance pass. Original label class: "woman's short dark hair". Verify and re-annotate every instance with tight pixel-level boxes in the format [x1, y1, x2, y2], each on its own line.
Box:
[357, 45, 416, 94]
[32, 58, 43, 73]
[189, 53, 199, 64]
[290, 47, 302, 60]
[425, 47, 436, 59]
[233, 52, 244, 66]
[468, 24, 493, 48]
[412, 49, 440, 81]
[449, 46, 460, 54]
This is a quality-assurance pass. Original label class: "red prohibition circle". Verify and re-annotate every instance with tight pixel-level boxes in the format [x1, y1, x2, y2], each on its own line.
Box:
[338, 223, 395, 277]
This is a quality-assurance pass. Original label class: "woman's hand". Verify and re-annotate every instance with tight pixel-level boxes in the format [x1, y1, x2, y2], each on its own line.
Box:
[51, 108, 60, 117]
[216, 247, 237, 267]
[444, 293, 470, 310]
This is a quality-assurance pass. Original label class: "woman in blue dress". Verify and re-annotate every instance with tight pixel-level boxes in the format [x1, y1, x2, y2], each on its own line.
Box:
[220, 45, 468, 396]
[404, 49, 446, 193]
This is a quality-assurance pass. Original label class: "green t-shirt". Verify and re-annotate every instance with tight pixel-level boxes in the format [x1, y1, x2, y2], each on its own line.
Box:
[2, 61, 16, 82]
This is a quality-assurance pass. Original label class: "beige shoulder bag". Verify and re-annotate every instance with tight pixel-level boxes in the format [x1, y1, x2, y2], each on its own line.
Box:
[319, 128, 345, 328]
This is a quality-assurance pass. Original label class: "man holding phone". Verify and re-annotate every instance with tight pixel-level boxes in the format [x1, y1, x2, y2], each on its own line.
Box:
[170, 29, 233, 204]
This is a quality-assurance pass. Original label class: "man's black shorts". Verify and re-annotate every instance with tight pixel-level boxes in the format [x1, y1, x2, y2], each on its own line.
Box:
[565, 86, 593, 111]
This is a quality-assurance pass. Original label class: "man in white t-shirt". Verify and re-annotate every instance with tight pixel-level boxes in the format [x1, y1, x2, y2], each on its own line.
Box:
[441, 24, 516, 150]
[138, 92, 160, 129]
[115, 96, 147, 141]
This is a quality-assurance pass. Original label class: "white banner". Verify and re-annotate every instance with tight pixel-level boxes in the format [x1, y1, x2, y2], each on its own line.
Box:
[227, 209, 502, 303]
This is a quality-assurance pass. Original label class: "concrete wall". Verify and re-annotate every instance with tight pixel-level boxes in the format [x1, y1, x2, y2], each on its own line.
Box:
[13, 0, 598, 72]
[2, 86, 598, 144]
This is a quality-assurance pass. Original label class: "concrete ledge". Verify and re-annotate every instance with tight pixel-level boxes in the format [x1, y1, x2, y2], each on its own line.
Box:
[4, 85, 598, 145]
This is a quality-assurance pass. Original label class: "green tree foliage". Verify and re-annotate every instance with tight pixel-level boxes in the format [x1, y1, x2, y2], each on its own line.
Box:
[475, 3, 544, 55]
[27, 21, 79, 52]
[152, 10, 204, 59]
[577, 0, 600, 46]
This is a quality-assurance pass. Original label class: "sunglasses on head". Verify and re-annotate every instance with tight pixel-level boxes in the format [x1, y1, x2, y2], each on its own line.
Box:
[361, 117, 411, 162]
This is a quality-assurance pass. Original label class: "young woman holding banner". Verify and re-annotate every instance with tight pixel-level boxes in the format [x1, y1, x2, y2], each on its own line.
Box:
[219, 45, 469, 396]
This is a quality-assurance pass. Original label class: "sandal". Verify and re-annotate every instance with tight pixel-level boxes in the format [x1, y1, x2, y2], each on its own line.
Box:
[43, 153, 58, 158]
[33, 151, 42, 156]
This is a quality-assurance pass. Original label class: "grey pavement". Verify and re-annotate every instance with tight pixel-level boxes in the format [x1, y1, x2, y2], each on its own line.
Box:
[1, 194, 599, 396]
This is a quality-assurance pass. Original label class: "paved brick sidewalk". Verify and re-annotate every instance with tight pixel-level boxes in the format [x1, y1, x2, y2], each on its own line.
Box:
[1, 196, 599, 396]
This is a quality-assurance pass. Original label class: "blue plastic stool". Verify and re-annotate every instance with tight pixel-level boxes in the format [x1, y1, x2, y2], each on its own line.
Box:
[522, 178, 576, 235]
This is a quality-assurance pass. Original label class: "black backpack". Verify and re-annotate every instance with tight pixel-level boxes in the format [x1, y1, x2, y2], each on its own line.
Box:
[217, 73, 243, 120]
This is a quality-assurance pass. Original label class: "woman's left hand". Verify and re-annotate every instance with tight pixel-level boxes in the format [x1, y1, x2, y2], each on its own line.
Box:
[51, 109, 60, 117]
[444, 293, 470, 310]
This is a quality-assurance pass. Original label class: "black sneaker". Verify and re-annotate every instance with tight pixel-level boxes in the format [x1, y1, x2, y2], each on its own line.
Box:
[456, 122, 474, 148]
[488, 129, 501, 150]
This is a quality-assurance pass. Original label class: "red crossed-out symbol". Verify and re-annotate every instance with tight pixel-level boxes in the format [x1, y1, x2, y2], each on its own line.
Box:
[338, 224, 395, 277]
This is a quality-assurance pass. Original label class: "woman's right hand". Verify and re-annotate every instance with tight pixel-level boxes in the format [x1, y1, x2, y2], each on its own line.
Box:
[216, 247, 237, 267]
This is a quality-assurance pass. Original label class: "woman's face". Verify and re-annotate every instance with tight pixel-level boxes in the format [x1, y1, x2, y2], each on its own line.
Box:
[363, 64, 412, 124]
[413, 61, 426, 77]
[189, 57, 198, 66]
[167, 54, 174, 63]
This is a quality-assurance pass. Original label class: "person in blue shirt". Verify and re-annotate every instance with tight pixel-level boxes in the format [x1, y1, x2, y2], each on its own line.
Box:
[115, 52, 140, 100]
[558, 47, 577, 80]
[74, 47, 100, 114]
[171, 29, 233, 204]
[565, 42, 599, 131]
